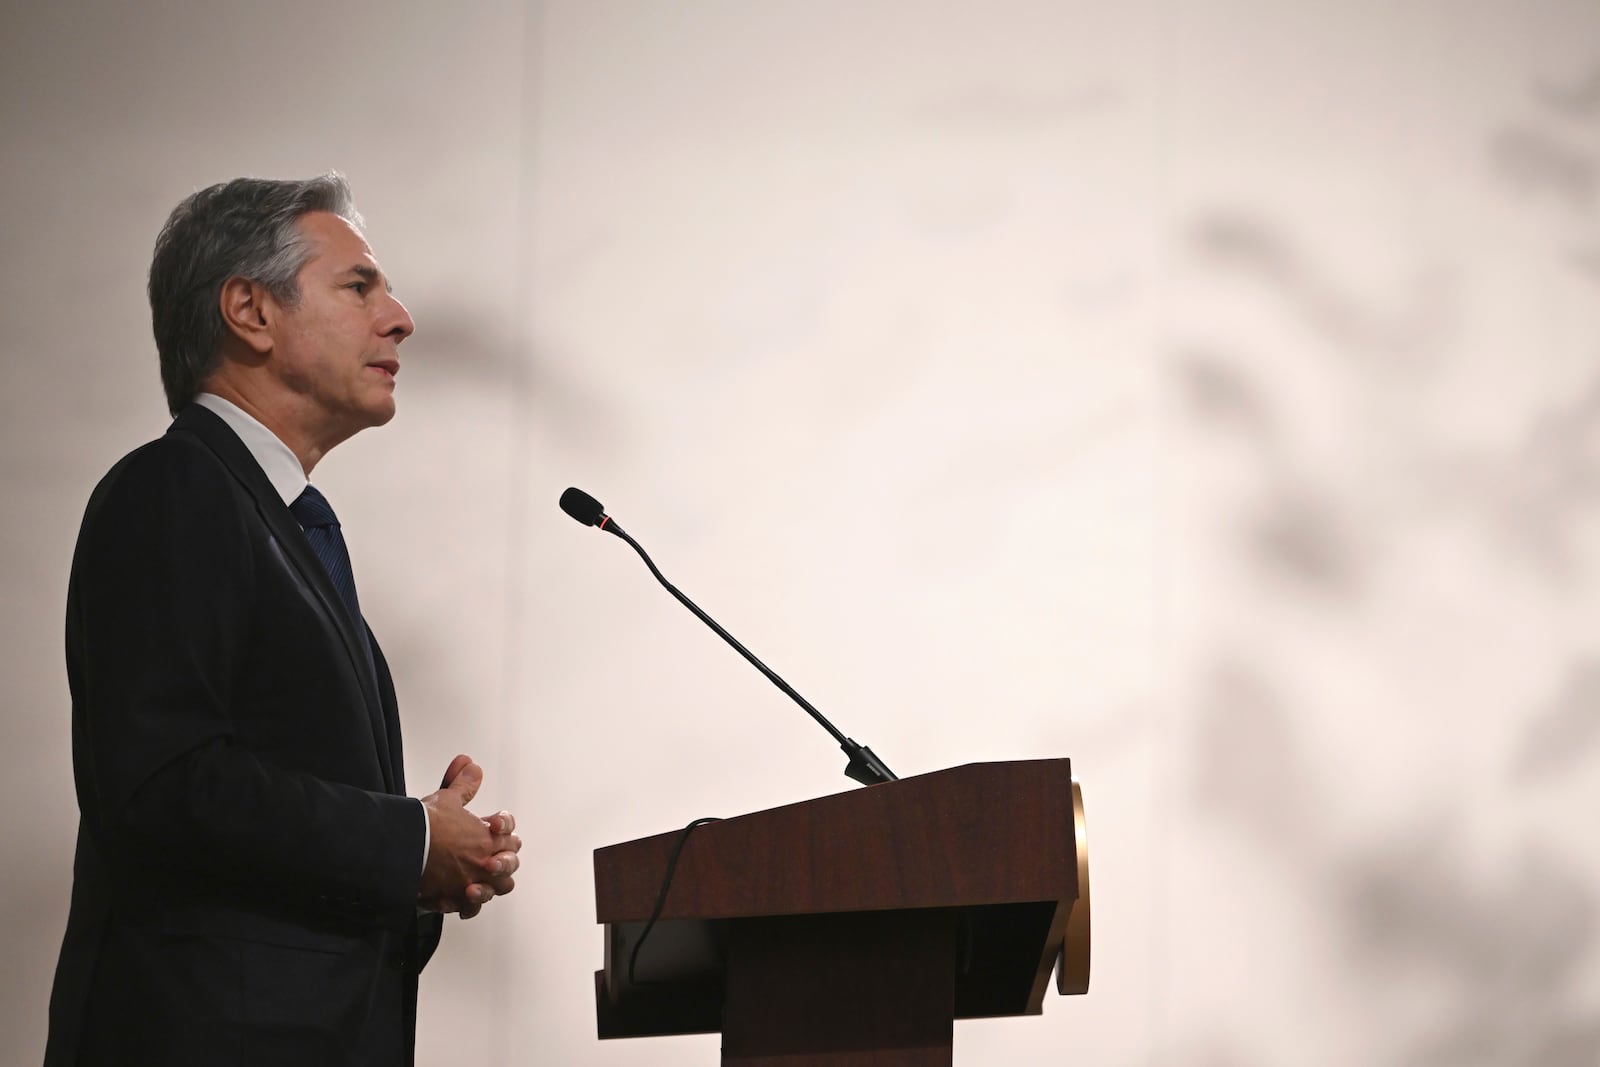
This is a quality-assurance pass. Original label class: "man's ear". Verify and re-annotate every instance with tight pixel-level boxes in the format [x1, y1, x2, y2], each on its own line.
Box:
[219, 276, 276, 356]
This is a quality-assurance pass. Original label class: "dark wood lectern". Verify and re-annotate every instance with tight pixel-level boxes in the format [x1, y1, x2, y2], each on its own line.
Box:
[593, 759, 1090, 1065]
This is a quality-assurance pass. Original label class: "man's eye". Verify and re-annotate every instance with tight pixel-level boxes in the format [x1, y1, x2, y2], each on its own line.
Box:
[349, 281, 368, 295]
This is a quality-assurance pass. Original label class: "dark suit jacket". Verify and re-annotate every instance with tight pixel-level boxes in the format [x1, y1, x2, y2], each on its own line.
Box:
[46, 404, 443, 1066]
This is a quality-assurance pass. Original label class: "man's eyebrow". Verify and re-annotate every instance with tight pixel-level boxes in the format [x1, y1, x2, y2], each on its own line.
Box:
[345, 264, 394, 293]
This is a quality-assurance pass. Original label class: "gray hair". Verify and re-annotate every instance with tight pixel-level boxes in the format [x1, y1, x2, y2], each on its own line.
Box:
[148, 173, 364, 415]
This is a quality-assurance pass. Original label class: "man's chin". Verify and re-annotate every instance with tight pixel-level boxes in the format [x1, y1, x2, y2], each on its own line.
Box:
[363, 397, 398, 427]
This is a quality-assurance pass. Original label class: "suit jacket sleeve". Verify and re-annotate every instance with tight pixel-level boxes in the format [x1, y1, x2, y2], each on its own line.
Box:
[69, 435, 424, 928]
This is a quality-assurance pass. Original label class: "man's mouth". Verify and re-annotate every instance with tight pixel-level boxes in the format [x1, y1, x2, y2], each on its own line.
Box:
[369, 360, 400, 379]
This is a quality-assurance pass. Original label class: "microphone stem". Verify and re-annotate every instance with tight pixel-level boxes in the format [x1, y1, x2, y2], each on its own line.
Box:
[606, 524, 896, 784]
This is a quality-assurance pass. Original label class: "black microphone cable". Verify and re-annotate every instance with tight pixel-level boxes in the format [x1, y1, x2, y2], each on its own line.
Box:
[627, 816, 722, 988]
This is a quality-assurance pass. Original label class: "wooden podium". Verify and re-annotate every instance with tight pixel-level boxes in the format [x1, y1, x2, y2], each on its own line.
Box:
[593, 759, 1090, 1065]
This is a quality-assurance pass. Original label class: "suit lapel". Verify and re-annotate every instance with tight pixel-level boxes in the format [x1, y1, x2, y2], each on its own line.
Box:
[172, 405, 399, 793]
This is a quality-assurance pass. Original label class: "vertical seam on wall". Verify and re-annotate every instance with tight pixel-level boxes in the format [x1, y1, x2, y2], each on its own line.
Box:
[492, 0, 544, 1039]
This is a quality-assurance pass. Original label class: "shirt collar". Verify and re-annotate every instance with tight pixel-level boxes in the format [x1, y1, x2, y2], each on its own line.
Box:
[194, 393, 309, 508]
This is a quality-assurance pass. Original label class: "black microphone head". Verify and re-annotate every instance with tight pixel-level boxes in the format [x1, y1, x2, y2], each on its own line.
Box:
[560, 487, 606, 527]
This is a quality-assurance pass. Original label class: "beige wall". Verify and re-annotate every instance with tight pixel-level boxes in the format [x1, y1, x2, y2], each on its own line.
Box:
[4, 1, 1598, 1063]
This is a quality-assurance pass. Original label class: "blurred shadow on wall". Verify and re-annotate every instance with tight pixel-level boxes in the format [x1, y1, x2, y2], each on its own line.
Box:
[1176, 351, 1367, 599]
[1178, 60, 1600, 1057]
[1496, 60, 1600, 272]
[1488, 374, 1600, 580]
[1490, 127, 1593, 209]
[1533, 63, 1600, 119]
[1486, 66, 1600, 589]
[1338, 824, 1600, 1066]
[1491, 65, 1600, 294]
[404, 305, 619, 440]
[362, 305, 622, 736]
[1177, 196, 1460, 606]
[1513, 657, 1600, 783]
[1187, 214, 1450, 369]
[1183, 56, 1600, 589]
[1494, 60, 1600, 195]
[1193, 664, 1600, 1067]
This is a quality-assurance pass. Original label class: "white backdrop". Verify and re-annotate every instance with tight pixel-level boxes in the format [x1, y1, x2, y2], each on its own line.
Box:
[4, 2, 1598, 1064]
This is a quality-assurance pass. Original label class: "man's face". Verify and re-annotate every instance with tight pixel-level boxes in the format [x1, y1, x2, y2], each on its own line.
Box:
[269, 211, 414, 440]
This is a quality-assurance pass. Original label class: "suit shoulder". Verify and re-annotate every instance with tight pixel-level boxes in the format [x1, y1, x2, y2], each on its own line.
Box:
[69, 429, 261, 613]
[76, 431, 255, 557]
[86, 431, 237, 514]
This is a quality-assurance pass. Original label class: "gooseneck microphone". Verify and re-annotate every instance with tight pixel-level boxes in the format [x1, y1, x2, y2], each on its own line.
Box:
[558, 487, 897, 786]
[558, 487, 610, 529]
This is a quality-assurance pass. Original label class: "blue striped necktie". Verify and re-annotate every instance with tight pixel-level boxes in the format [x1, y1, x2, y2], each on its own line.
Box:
[291, 484, 366, 633]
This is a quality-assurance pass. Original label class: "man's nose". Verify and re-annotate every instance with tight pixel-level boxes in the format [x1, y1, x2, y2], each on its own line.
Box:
[381, 294, 416, 342]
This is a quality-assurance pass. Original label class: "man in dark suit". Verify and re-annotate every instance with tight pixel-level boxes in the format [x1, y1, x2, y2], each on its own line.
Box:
[45, 174, 521, 1066]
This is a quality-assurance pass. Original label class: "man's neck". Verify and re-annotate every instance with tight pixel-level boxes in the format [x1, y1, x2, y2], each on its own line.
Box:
[201, 377, 339, 476]
[192, 393, 308, 506]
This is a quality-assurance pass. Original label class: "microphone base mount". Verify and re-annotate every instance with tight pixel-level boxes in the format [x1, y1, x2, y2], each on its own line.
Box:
[842, 741, 896, 786]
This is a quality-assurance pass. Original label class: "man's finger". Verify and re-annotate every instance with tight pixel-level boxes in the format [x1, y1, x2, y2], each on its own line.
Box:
[487, 833, 521, 856]
[439, 753, 474, 789]
[483, 851, 519, 877]
[446, 760, 484, 804]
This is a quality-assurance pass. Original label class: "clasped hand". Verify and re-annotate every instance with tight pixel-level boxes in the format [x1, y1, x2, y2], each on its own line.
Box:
[418, 754, 522, 919]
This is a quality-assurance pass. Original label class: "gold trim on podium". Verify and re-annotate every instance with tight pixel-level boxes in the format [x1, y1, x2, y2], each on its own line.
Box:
[1056, 780, 1090, 995]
